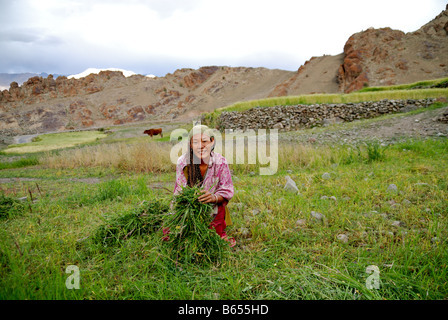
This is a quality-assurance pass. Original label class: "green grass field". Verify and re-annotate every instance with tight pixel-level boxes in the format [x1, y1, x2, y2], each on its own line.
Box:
[358, 77, 448, 92]
[0, 128, 447, 299]
[1, 82, 447, 300]
[2, 131, 108, 154]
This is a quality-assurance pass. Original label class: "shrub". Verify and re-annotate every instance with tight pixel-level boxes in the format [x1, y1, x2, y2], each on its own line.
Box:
[365, 141, 387, 162]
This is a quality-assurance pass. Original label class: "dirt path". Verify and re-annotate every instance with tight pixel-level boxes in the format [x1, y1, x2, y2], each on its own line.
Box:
[281, 105, 448, 145]
[0, 177, 102, 184]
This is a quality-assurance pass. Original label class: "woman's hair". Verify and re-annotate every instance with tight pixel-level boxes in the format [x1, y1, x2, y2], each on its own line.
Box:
[187, 147, 204, 187]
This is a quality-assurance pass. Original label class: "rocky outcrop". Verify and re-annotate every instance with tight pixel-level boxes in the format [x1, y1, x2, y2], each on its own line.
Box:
[217, 99, 435, 131]
[338, 27, 406, 93]
[270, 6, 448, 96]
[0, 71, 128, 104]
[182, 66, 219, 88]
[416, 4, 448, 37]
[337, 6, 448, 93]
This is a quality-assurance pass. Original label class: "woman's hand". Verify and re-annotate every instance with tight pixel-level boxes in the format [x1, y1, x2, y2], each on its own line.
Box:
[198, 189, 219, 204]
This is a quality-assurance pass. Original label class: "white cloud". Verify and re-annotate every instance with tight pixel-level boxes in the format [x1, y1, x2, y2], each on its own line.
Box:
[0, 0, 446, 75]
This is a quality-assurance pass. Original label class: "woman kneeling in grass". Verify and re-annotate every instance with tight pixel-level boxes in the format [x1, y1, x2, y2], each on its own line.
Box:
[171, 124, 236, 247]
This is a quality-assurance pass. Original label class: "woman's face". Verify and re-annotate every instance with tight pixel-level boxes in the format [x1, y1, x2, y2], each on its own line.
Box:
[191, 133, 214, 163]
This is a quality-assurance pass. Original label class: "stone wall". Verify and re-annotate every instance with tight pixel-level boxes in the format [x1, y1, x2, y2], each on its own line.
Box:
[217, 98, 436, 131]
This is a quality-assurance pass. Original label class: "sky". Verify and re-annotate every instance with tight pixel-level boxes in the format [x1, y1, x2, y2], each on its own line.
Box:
[0, 0, 446, 77]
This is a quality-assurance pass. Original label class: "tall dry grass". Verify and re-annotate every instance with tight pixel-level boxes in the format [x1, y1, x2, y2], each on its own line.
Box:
[43, 141, 174, 173]
[41, 138, 379, 175]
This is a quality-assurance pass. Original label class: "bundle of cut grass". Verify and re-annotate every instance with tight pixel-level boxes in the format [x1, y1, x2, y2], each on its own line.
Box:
[163, 186, 229, 264]
[93, 198, 169, 246]
[0, 194, 26, 219]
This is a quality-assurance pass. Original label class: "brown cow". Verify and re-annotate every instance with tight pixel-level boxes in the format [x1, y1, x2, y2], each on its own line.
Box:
[144, 128, 163, 138]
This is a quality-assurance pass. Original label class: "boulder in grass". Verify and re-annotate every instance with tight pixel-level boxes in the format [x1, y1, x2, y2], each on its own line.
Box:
[295, 219, 306, 227]
[387, 184, 398, 193]
[284, 176, 299, 193]
[337, 234, 348, 243]
[310, 211, 326, 224]
[322, 172, 331, 180]
[391, 220, 405, 227]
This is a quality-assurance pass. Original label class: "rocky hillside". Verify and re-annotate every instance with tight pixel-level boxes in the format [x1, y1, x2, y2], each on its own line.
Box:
[270, 5, 448, 96]
[0, 72, 65, 91]
[0, 67, 293, 137]
[1, 6, 447, 138]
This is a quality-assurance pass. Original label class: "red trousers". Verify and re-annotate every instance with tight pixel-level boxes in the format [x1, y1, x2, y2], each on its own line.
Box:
[209, 202, 227, 238]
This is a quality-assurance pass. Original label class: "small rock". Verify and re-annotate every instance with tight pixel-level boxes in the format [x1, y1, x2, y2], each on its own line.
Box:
[266, 192, 272, 197]
[18, 196, 28, 202]
[284, 176, 299, 193]
[286, 170, 293, 174]
[391, 220, 405, 227]
[249, 171, 255, 176]
[322, 172, 331, 180]
[329, 196, 337, 201]
[337, 234, 348, 243]
[387, 184, 398, 193]
[320, 195, 329, 200]
[251, 209, 260, 215]
[273, 122, 283, 129]
[296, 219, 306, 227]
[310, 211, 325, 223]
[343, 196, 351, 201]
[402, 199, 412, 206]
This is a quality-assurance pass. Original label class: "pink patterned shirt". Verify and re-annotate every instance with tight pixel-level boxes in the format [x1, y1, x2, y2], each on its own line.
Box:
[173, 151, 234, 216]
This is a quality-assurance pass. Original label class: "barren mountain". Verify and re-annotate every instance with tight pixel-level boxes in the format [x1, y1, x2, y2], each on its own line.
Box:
[270, 5, 448, 96]
[0, 5, 447, 138]
[0, 67, 293, 137]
